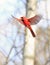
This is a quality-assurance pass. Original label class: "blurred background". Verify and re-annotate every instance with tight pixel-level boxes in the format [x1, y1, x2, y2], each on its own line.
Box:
[0, 0, 50, 65]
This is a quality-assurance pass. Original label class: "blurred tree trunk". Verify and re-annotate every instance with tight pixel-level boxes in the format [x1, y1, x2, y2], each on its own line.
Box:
[23, 0, 37, 65]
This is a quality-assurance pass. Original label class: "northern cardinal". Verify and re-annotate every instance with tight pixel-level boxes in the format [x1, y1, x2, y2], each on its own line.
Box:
[11, 15, 42, 37]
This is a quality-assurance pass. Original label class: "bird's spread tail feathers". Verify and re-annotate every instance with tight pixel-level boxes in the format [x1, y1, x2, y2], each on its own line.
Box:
[30, 29, 36, 37]
[28, 26, 36, 37]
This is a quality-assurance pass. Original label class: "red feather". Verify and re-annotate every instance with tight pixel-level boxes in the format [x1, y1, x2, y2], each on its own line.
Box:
[11, 14, 42, 37]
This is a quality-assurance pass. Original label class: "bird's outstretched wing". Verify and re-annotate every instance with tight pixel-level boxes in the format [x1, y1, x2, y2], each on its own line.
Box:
[11, 15, 24, 24]
[28, 15, 42, 25]
[11, 15, 21, 21]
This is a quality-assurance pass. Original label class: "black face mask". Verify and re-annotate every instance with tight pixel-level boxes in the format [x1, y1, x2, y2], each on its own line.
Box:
[21, 17, 24, 22]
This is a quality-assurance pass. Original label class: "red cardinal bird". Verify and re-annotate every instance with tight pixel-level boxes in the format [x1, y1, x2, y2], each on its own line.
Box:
[12, 15, 42, 37]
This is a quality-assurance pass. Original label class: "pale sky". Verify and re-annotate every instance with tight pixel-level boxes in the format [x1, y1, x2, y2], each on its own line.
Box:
[0, 0, 26, 64]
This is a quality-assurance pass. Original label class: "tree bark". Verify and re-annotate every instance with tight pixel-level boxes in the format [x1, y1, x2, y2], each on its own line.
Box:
[23, 0, 37, 65]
